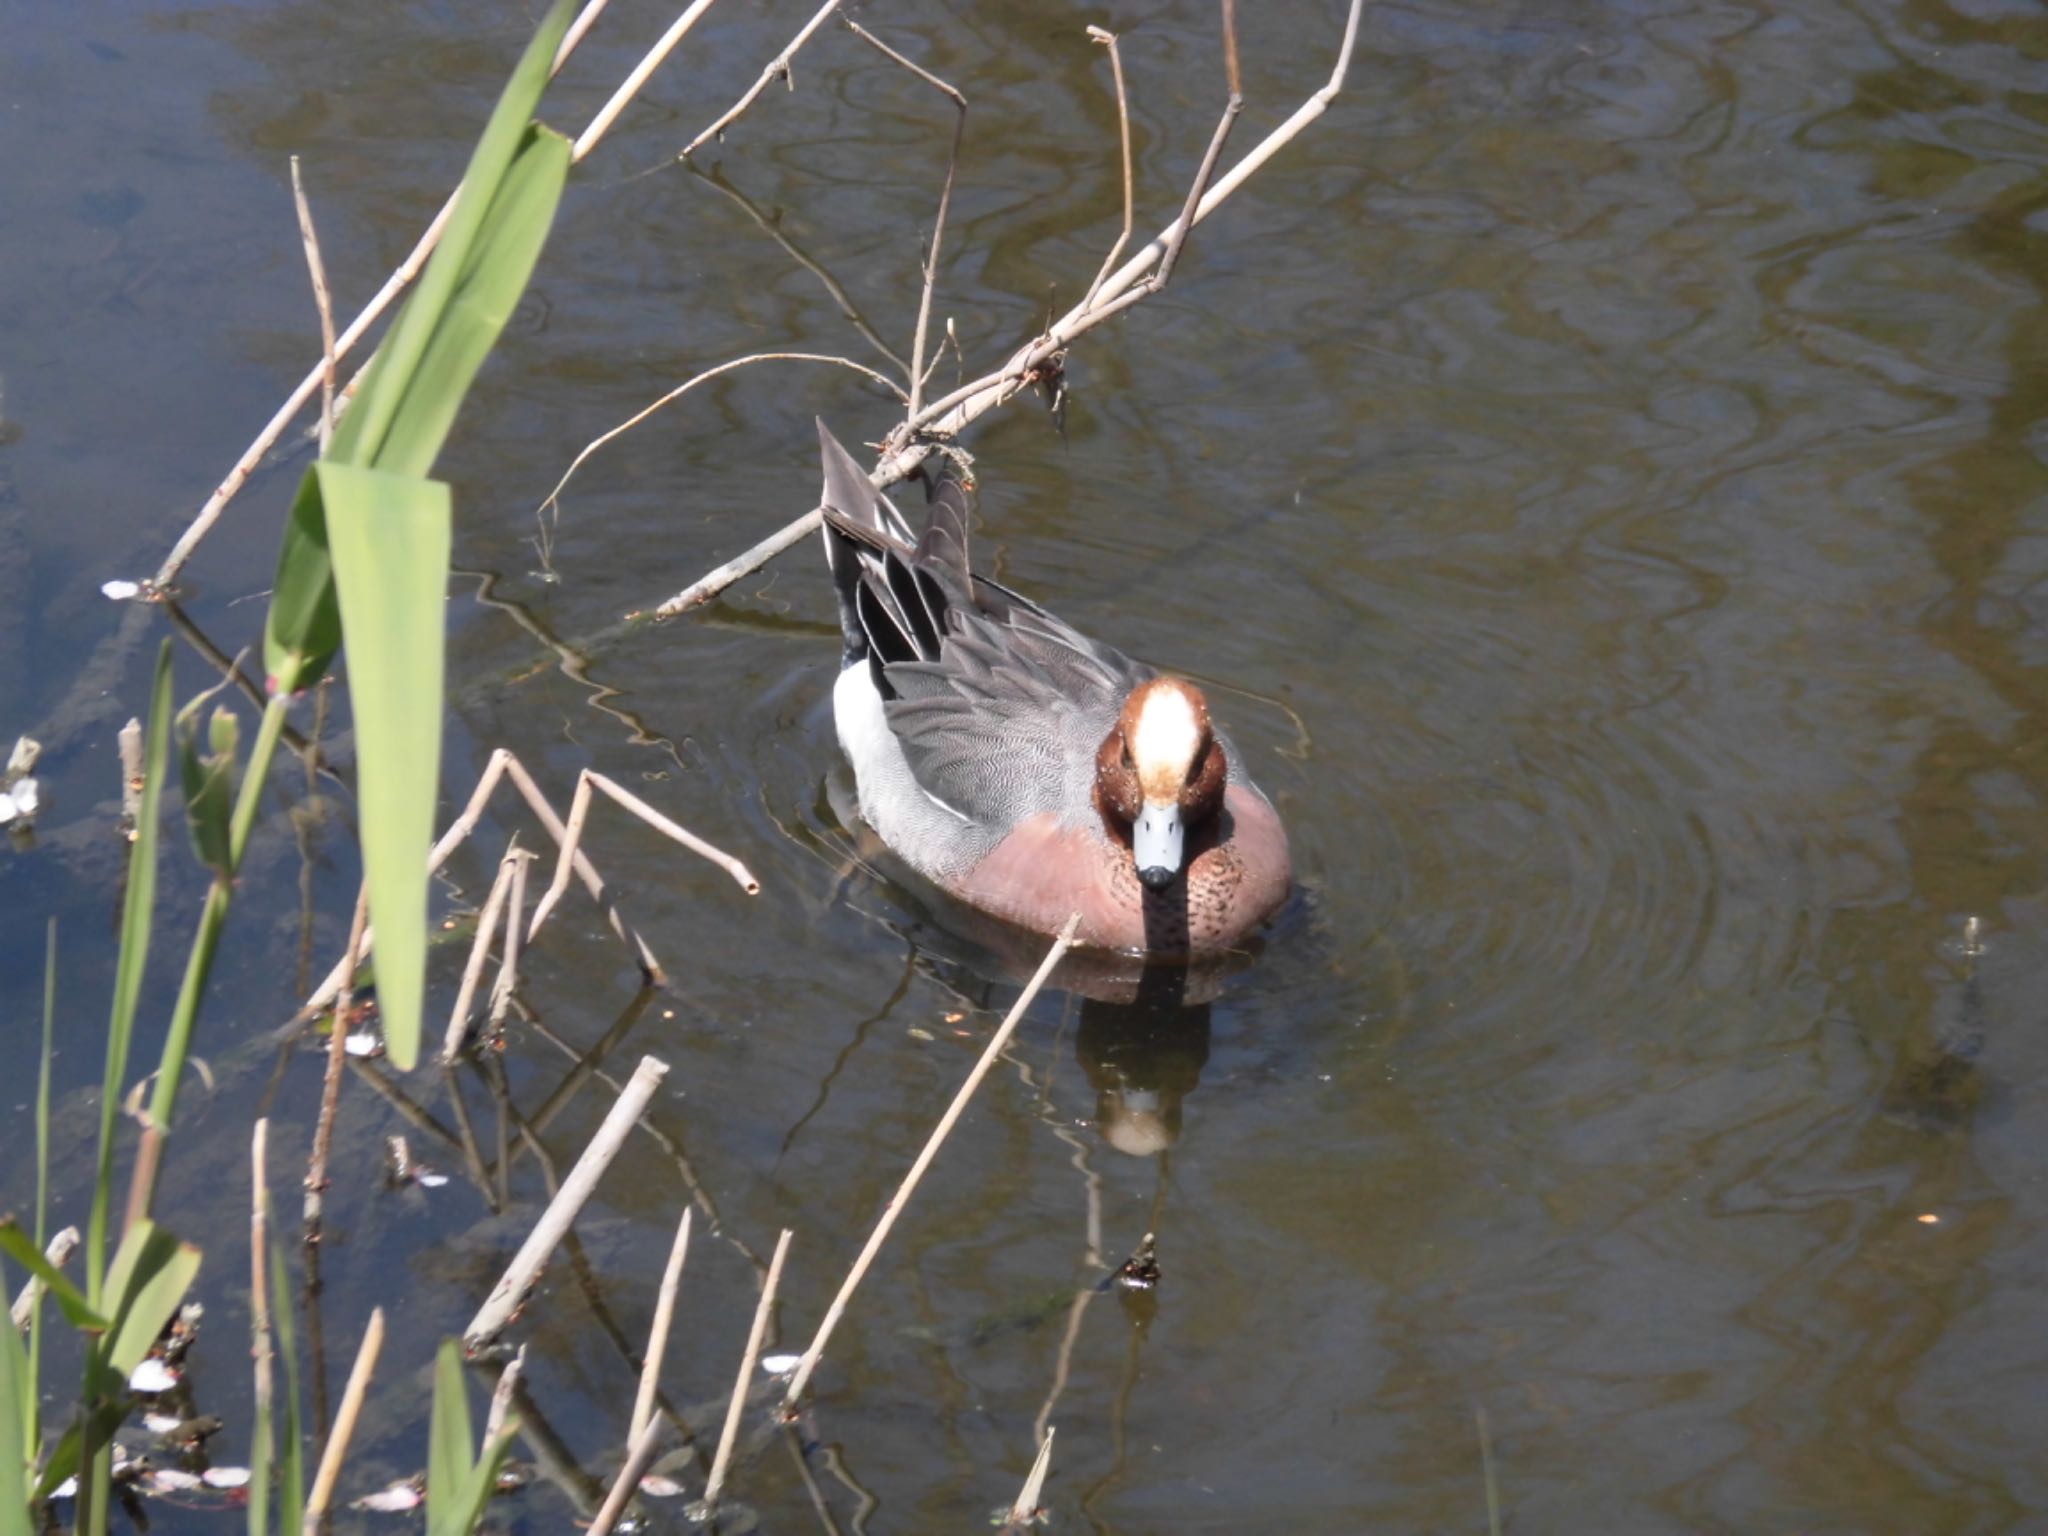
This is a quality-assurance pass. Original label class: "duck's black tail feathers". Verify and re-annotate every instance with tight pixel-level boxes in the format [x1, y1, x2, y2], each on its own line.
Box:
[817, 420, 974, 686]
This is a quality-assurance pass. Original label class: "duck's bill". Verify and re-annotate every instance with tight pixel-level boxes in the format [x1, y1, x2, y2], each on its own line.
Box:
[1134, 798, 1184, 890]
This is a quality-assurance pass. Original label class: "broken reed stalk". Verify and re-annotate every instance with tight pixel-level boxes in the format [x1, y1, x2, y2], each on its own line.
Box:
[7, 1228, 80, 1331]
[630, 1206, 693, 1447]
[682, 0, 843, 155]
[147, 0, 713, 591]
[781, 914, 1080, 1408]
[296, 747, 667, 1025]
[572, 0, 720, 160]
[486, 1345, 527, 1444]
[843, 20, 965, 421]
[586, 1416, 666, 1536]
[999, 1426, 1054, 1533]
[525, 769, 760, 946]
[704, 1227, 794, 1511]
[464, 1054, 671, 1350]
[440, 838, 522, 1065]
[117, 719, 143, 833]
[653, 0, 1369, 617]
[303, 1306, 385, 1532]
[536, 353, 904, 522]
[304, 882, 368, 1235]
[287, 156, 338, 455]
[486, 847, 535, 1036]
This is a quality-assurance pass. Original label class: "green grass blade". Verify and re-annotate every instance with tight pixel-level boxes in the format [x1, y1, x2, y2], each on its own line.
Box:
[318, 461, 450, 1071]
[330, 0, 573, 471]
[29, 919, 55, 1459]
[0, 1225, 105, 1333]
[89, 640, 173, 1302]
[425, 1340, 474, 1536]
[178, 702, 239, 880]
[264, 470, 344, 696]
[372, 126, 570, 478]
[0, 1279, 33, 1536]
[450, 1420, 518, 1536]
[270, 1235, 304, 1536]
[99, 1219, 200, 1378]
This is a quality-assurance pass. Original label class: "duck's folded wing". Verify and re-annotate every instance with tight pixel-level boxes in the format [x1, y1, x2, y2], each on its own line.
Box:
[883, 604, 1148, 832]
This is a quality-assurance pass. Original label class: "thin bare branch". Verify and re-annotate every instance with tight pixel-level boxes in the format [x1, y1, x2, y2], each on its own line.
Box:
[651, 0, 1368, 617]
[782, 915, 1080, 1408]
[441, 838, 522, 1066]
[485, 1345, 527, 1444]
[1079, 27, 1133, 313]
[845, 20, 966, 419]
[302, 1307, 384, 1533]
[537, 353, 904, 524]
[587, 1416, 667, 1536]
[288, 157, 338, 455]
[1153, 2, 1243, 293]
[8, 1228, 79, 1330]
[706, 1227, 794, 1509]
[486, 847, 535, 1038]
[464, 1055, 671, 1351]
[630, 1207, 692, 1447]
[683, 0, 844, 155]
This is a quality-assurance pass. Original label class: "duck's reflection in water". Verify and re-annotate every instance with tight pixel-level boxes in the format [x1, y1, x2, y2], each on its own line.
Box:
[1075, 987, 1212, 1158]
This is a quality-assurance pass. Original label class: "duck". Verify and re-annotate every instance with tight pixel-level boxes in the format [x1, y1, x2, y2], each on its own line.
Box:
[816, 422, 1291, 954]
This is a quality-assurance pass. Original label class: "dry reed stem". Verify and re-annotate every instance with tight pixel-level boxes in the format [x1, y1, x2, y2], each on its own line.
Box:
[586, 1415, 666, 1536]
[572, 0, 722, 161]
[463, 1055, 671, 1350]
[525, 770, 759, 946]
[1151, 0, 1243, 294]
[630, 1206, 693, 1447]
[999, 1426, 1054, 1532]
[302, 1305, 384, 1532]
[288, 157, 338, 454]
[1079, 28, 1133, 313]
[486, 847, 535, 1036]
[118, 720, 143, 834]
[440, 838, 521, 1065]
[148, 0, 710, 590]
[705, 1227, 793, 1510]
[8, 1228, 80, 1330]
[781, 914, 1080, 1408]
[651, 0, 1369, 616]
[304, 882, 368, 1235]
[684, 0, 844, 155]
[536, 353, 905, 524]
[486, 1344, 526, 1444]
[843, 20, 965, 420]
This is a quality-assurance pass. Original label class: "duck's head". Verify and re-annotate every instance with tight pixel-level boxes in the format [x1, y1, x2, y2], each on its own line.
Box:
[1095, 676, 1228, 890]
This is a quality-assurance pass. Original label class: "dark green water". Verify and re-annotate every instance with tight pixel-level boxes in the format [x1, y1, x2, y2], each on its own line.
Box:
[4, 0, 2048, 1529]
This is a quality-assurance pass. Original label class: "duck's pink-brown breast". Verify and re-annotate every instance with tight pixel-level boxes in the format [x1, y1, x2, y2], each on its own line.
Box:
[951, 785, 1290, 953]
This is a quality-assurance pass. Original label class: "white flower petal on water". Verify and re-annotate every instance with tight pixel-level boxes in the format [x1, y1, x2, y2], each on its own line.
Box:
[344, 1032, 384, 1058]
[637, 1475, 685, 1498]
[352, 1479, 426, 1512]
[102, 580, 142, 601]
[202, 1467, 252, 1489]
[0, 794, 16, 825]
[759, 1353, 801, 1376]
[416, 1170, 449, 1189]
[130, 1357, 180, 1393]
[10, 778, 38, 817]
[50, 1477, 78, 1500]
[146, 1468, 203, 1493]
[142, 1411, 183, 1434]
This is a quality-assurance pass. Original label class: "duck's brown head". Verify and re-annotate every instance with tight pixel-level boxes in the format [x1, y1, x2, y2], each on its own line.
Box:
[1094, 676, 1228, 890]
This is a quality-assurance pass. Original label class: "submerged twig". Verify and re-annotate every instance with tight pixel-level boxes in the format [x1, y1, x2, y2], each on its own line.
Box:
[631, 1207, 693, 1448]
[304, 882, 368, 1237]
[782, 915, 1080, 1408]
[705, 1227, 794, 1511]
[464, 1055, 671, 1351]
[683, 0, 844, 155]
